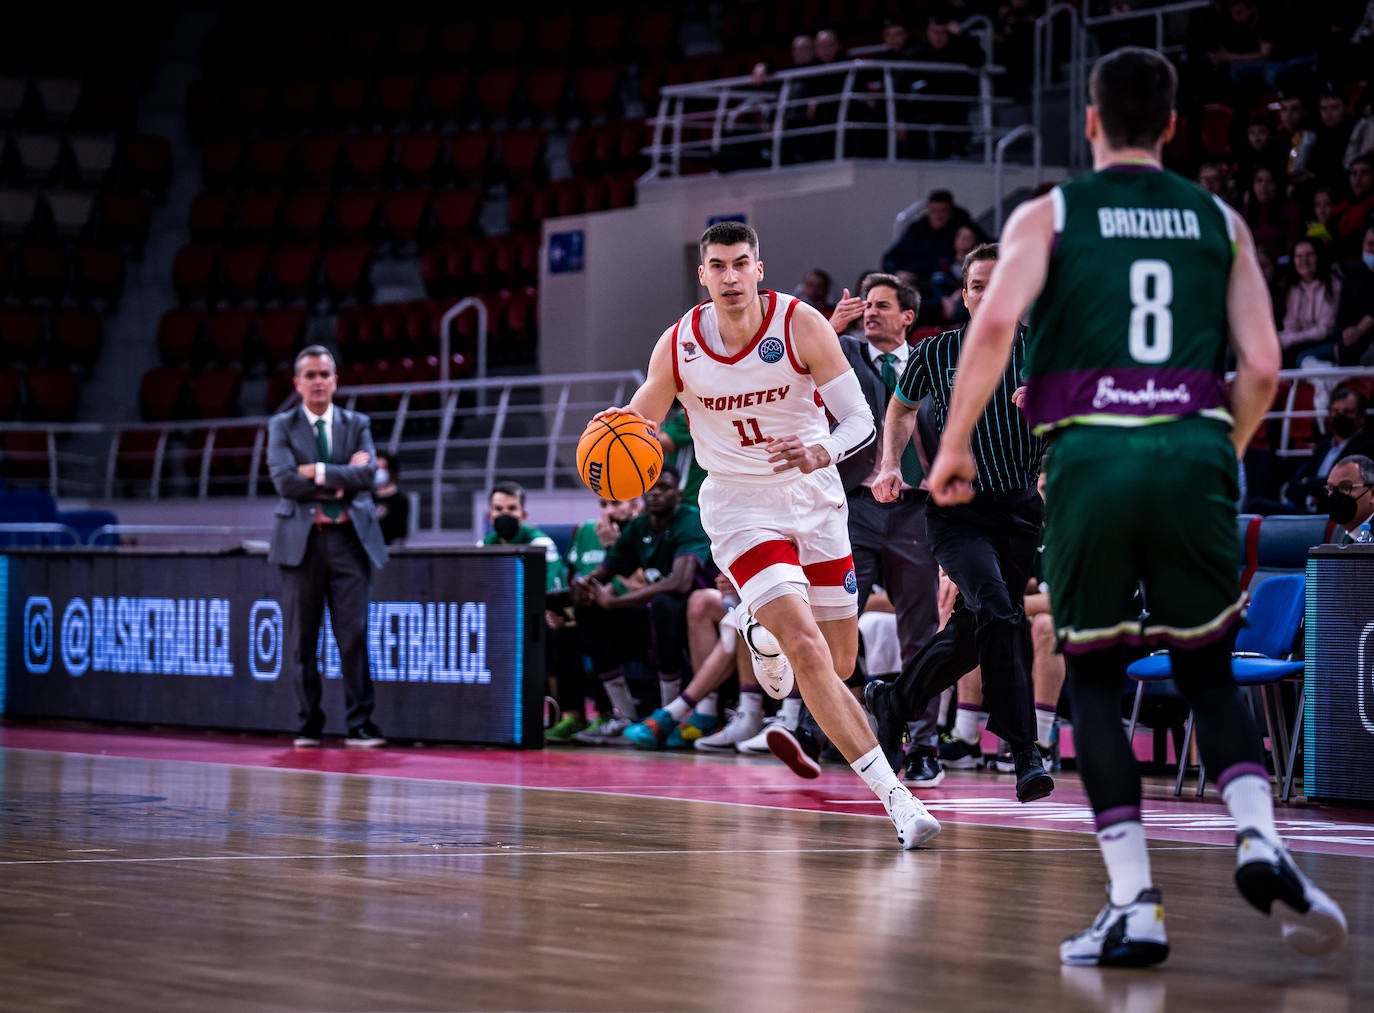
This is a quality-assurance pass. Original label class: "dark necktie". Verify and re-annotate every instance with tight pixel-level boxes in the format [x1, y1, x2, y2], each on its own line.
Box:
[878, 353, 923, 488]
[315, 418, 341, 519]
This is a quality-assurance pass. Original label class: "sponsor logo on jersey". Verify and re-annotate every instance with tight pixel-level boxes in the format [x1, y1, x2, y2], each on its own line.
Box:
[697, 385, 791, 411]
[758, 337, 785, 364]
[1092, 376, 1192, 410]
[681, 339, 699, 362]
[844, 568, 858, 595]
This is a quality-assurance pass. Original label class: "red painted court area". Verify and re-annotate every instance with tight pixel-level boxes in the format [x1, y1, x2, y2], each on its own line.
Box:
[4, 721, 1372, 858]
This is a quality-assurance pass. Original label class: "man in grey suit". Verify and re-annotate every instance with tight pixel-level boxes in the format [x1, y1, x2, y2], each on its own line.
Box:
[768, 274, 944, 785]
[268, 345, 389, 748]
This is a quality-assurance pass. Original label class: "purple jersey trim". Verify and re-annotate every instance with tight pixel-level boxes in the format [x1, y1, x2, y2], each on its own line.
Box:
[1024, 367, 1227, 429]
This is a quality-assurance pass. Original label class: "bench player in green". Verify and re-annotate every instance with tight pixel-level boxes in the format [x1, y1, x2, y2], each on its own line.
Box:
[926, 47, 1348, 968]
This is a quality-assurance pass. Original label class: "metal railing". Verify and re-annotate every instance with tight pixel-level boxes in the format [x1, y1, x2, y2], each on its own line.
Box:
[644, 56, 1019, 178]
[0, 371, 645, 527]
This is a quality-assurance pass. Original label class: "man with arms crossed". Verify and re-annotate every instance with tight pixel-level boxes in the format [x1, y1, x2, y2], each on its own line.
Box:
[603, 221, 940, 848]
[926, 48, 1347, 966]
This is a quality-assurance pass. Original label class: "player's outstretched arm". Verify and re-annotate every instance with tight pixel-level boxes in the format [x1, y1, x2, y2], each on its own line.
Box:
[774, 302, 875, 474]
[598, 325, 680, 429]
[1220, 204, 1282, 459]
[929, 194, 1053, 504]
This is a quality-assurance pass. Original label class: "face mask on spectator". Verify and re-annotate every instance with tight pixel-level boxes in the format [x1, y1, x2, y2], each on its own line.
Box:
[492, 513, 520, 540]
[375, 469, 390, 487]
[1364, 252, 1374, 271]
[1326, 490, 1358, 525]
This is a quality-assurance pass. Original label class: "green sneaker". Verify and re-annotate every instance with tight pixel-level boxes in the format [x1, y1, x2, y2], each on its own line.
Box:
[545, 713, 588, 742]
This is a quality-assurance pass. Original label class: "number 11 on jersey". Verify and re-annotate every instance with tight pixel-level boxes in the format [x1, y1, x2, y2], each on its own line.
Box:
[732, 417, 765, 447]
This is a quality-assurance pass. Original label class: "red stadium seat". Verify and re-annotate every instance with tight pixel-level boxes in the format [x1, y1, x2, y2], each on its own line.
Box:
[448, 130, 493, 183]
[377, 73, 421, 126]
[235, 191, 283, 240]
[265, 366, 295, 413]
[484, 18, 527, 58]
[0, 306, 45, 362]
[201, 136, 244, 188]
[156, 308, 205, 366]
[396, 131, 444, 186]
[73, 245, 125, 306]
[327, 77, 372, 126]
[382, 190, 430, 249]
[333, 190, 381, 243]
[474, 69, 519, 122]
[295, 133, 341, 184]
[278, 79, 323, 127]
[573, 66, 622, 120]
[283, 190, 332, 240]
[23, 365, 80, 421]
[187, 366, 244, 418]
[258, 306, 307, 367]
[1200, 104, 1234, 157]
[272, 244, 320, 304]
[321, 243, 373, 304]
[427, 70, 471, 125]
[186, 423, 264, 484]
[16, 245, 68, 302]
[432, 188, 481, 236]
[341, 133, 392, 186]
[206, 307, 256, 365]
[1, 430, 53, 482]
[438, 18, 478, 60]
[524, 68, 569, 121]
[498, 128, 547, 184]
[100, 192, 152, 253]
[122, 134, 172, 199]
[52, 306, 102, 371]
[219, 244, 270, 304]
[173, 243, 219, 305]
[189, 191, 233, 243]
[246, 136, 292, 186]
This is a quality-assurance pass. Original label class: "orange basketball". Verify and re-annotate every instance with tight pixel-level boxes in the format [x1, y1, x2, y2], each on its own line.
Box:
[577, 410, 664, 500]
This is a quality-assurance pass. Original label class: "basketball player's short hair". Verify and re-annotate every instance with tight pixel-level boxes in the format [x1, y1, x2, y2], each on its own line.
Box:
[699, 221, 760, 260]
[860, 272, 920, 319]
[962, 243, 999, 288]
[491, 481, 526, 507]
[1089, 47, 1177, 150]
[294, 344, 337, 374]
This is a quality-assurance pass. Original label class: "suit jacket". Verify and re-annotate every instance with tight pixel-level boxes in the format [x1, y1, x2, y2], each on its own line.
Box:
[266, 404, 388, 569]
[1282, 426, 1374, 507]
[836, 335, 922, 494]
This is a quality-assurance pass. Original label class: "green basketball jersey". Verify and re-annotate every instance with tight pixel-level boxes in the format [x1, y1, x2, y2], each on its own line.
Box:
[1023, 165, 1236, 435]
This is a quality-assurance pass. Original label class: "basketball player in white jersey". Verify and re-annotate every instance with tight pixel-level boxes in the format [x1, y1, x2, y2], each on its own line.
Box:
[600, 221, 940, 848]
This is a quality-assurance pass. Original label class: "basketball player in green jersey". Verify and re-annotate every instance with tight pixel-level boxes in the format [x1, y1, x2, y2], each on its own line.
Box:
[927, 47, 1348, 968]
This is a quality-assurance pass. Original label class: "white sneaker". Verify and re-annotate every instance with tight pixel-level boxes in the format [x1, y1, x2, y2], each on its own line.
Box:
[1061, 887, 1169, 967]
[885, 785, 941, 849]
[739, 613, 794, 700]
[696, 708, 764, 751]
[1234, 829, 1348, 957]
[737, 713, 795, 754]
[573, 715, 633, 746]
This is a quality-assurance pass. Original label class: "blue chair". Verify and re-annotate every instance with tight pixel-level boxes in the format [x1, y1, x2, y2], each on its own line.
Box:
[1124, 574, 1306, 801]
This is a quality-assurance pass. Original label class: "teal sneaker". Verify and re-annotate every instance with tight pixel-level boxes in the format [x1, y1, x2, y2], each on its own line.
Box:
[667, 711, 721, 748]
[624, 708, 676, 749]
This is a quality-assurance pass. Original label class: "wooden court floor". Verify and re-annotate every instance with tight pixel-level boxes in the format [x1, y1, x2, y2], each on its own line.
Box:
[0, 723, 1368, 1013]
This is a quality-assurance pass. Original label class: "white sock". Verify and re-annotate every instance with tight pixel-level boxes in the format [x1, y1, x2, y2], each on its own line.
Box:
[1035, 705, 1056, 745]
[602, 674, 638, 720]
[953, 707, 982, 744]
[852, 745, 903, 798]
[1222, 773, 1279, 844]
[1097, 820, 1153, 906]
[696, 692, 718, 717]
[779, 696, 802, 723]
[664, 696, 692, 722]
[659, 677, 680, 707]
[738, 690, 763, 720]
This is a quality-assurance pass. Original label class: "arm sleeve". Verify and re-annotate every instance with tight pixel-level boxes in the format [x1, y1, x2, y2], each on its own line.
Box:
[815, 370, 876, 465]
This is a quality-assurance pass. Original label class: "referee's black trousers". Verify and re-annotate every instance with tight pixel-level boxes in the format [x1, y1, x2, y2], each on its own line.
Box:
[890, 489, 1042, 746]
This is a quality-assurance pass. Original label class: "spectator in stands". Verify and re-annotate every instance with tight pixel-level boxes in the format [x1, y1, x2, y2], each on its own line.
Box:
[933, 223, 986, 325]
[1277, 238, 1342, 367]
[1331, 155, 1374, 260]
[1243, 166, 1304, 263]
[1197, 161, 1233, 202]
[881, 188, 971, 296]
[851, 19, 918, 157]
[1235, 115, 1283, 189]
[1310, 88, 1356, 186]
[1208, 0, 1289, 100]
[1307, 184, 1338, 243]
[778, 33, 818, 163]
[480, 480, 564, 594]
[1277, 93, 1317, 189]
[796, 29, 852, 161]
[570, 466, 713, 746]
[267, 345, 387, 749]
[908, 13, 986, 157]
[1282, 385, 1374, 510]
[1344, 87, 1373, 169]
[1323, 454, 1374, 541]
[794, 267, 835, 316]
[372, 452, 409, 545]
[1325, 224, 1374, 364]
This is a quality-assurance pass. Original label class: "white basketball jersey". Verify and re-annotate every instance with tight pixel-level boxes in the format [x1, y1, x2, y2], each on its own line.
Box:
[671, 291, 830, 483]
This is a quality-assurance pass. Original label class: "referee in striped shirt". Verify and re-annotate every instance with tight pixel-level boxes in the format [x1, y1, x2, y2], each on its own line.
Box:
[867, 242, 1053, 802]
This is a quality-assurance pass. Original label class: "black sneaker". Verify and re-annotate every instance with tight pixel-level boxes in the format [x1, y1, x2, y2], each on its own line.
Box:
[1012, 743, 1054, 802]
[903, 748, 945, 788]
[292, 730, 322, 748]
[345, 723, 386, 748]
[863, 680, 906, 771]
[765, 720, 822, 779]
[938, 733, 983, 769]
[996, 739, 1057, 774]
